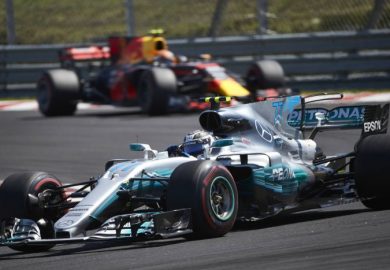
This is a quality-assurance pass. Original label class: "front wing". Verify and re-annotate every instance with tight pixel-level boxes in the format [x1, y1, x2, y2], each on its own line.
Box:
[1, 208, 192, 247]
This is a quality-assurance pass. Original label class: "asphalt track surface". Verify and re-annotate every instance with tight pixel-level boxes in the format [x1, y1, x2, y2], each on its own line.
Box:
[1, 106, 390, 270]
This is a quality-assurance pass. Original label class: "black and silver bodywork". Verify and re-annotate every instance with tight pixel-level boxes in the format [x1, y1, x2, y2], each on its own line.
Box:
[1, 93, 390, 252]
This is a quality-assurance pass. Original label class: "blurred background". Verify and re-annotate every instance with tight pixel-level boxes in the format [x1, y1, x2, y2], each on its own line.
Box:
[1, 0, 390, 96]
[1, 0, 389, 44]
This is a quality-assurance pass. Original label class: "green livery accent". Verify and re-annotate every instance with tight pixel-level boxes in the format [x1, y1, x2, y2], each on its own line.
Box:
[92, 168, 173, 221]
[91, 192, 120, 220]
[253, 164, 308, 194]
[209, 176, 235, 221]
[120, 168, 173, 194]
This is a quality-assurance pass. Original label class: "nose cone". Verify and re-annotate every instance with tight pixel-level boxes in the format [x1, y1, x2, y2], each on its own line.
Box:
[210, 78, 250, 97]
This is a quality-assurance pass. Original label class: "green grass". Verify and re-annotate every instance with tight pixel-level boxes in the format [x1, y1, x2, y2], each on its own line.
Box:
[0, 0, 388, 44]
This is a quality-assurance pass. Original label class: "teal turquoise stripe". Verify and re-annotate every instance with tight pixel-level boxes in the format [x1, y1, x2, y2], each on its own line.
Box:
[91, 192, 119, 219]
[253, 166, 308, 194]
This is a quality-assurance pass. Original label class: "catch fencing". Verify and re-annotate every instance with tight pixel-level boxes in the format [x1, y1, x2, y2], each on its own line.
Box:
[1, 29, 390, 97]
[1, 0, 390, 96]
[1, 0, 390, 44]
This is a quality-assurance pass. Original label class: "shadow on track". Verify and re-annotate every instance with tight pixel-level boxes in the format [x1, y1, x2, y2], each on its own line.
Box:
[234, 207, 370, 231]
[0, 238, 186, 260]
[0, 207, 370, 260]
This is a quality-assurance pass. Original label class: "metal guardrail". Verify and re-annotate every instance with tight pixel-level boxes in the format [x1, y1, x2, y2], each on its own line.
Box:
[1, 30, 390, 97]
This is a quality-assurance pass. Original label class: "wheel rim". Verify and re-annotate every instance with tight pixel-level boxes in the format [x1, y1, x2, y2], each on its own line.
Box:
[31, 178, 65, 219]
[209, 176, 235, 221]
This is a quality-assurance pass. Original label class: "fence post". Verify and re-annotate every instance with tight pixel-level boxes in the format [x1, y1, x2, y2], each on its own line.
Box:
[0, 47, 6, 92]
[125, 0, 135, 36]
[208, 0, 228, 37]
[6, 0, 16, 44]
[366, 0, 386, 30]
[256, 0, 268, 34]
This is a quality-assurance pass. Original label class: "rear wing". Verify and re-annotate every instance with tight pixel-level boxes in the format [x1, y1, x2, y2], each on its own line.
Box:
[286, 94, 364, 130]
[286, 93, 389, 139]
[59, 34, 169, 66]
[60, 46, 110, 64]
[58, 46, 111, 79]
[288, 105, 365, 129]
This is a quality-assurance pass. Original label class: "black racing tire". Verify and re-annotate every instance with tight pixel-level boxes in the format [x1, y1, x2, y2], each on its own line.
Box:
[355, 134, 390, 210]
[137, 67, 177, 116]
[0, 172, 64, 252]
[167, 160, 238, 238]
[245, 60, 285, 98]
[37, 69, 80, 116]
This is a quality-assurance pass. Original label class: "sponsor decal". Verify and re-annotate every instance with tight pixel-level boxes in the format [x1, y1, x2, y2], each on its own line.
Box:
[56, 219, 74, 228]
[288, 106, 364, 127]
[363, 120, 381, 133]
[272, 101, 284, 125]
[241, 137, 251, 145]
[272, 97, 301, 126]
[253, 165, 308, 194]
[65, 213, 83, 217]
[272, 167, 296, 181]
[361, 104, 389, 136]
[69, 207, 89, 212]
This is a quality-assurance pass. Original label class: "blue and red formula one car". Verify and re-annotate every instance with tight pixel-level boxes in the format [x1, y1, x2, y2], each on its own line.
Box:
[36, 30, 287, 116]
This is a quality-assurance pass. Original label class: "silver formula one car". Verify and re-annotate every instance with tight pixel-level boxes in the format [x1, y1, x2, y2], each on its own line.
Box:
[1, 94, 390, 252]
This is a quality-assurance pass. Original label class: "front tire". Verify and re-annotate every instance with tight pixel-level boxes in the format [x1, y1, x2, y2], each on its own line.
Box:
[0, 172, 64, 252]
[37, 69, 80, 116]
[167, 160, 238, 238]
[355, 134, 390, 210]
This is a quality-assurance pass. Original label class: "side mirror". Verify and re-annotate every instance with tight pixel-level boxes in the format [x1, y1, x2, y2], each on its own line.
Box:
[129, 143, 157, 160]
[130, 143, 151, 152]
[211, 139, 234, 148]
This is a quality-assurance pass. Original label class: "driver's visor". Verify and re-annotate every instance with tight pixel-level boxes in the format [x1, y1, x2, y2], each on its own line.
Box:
[182, 141, 204, 156]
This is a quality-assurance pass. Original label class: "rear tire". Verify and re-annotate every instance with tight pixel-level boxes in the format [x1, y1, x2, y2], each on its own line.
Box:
[37, 69, 80, 116]
[355, 134, 390, 210]
[245, 60, 285, 99]
[167, 160, 238, 238]
[137, 67, 177, 115]
[0, 172, 64, 252]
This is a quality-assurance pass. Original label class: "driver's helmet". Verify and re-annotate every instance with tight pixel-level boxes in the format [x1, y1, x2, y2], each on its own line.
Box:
[154, 39, 176, 64]
[182, 130, 215, 157]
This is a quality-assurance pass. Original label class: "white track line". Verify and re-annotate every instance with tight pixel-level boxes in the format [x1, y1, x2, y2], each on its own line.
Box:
[0, 101, 112, 111]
